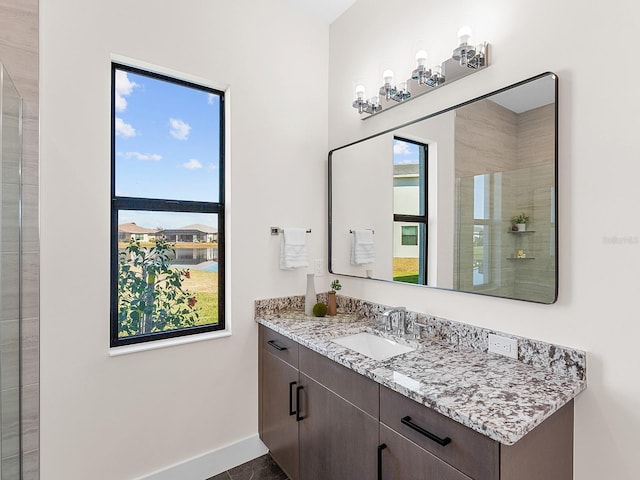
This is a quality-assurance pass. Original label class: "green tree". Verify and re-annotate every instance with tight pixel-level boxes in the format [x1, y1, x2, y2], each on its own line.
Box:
[118, 238, 199, 337]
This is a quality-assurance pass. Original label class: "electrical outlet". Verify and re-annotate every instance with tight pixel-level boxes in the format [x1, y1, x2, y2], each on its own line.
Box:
[314, 259, 324, 277]
[488, 334, 518, 359]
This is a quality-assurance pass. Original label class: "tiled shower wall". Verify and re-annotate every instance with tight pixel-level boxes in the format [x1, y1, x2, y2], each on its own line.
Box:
[455, 101, 555, 302]
[0, 0, 40, 478]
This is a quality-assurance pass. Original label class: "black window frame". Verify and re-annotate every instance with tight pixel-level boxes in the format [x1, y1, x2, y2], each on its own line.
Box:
[393, 137, 428, 284]
[110, 62, 226, 348]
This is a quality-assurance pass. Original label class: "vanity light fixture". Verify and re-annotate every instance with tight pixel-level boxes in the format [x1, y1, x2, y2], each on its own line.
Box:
[411, 50, 432, 85]
[379, 69, 397, 101]
[352, 85, 382, 115]
[452, 26, 486, 69]
[411, 51, 446, 88]
[352, 84, 367, 114]
[430, 64, 445, 86]
[353, 26, 489, 118]
[392, 81, 411, 102]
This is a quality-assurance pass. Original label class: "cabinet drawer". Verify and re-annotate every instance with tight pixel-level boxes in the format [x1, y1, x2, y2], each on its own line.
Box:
[299, 346, 379, 418]
[380, 386, 498, 480]
[380, 424, 472, 480]
[260, 325, 299, 368]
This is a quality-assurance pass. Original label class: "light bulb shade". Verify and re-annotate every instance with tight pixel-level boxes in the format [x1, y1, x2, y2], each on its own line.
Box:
[382, 69, 394, 84]
[355, 85, 366, 99]
[399, 81, 407, 91]
[432, 64, 441, 74]
[415, 50, 428, 66]
[457, 25, 473, 45]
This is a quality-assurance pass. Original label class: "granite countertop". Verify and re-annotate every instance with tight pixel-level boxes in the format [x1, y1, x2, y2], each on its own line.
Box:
[256, 311, 586, 446]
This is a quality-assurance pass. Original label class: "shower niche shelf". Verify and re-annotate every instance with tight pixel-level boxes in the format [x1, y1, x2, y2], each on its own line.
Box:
[508, 229, 536, 261]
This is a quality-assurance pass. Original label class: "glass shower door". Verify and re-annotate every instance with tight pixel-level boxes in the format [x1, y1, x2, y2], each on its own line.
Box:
[0, 61, 23, 479]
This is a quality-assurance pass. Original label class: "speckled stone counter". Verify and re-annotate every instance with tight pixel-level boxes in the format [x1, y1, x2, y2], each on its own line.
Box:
[255, 295, 586, 446]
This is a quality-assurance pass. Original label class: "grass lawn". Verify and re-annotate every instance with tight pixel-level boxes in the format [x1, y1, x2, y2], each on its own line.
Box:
[394, 274, 419, 284]
[393, 257, 419, 283]
[180, 269, 218, 326]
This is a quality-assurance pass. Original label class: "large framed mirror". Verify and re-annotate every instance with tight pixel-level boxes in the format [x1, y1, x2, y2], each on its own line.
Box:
[329, 72, 557, 303]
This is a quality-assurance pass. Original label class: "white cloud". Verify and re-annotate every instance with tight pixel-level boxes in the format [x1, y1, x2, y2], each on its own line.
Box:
[183, 159, 203, 170]
[115, 117, 136, 138]
[393, 141, 412, 155]
[124, 151, 162, 161]
[207, 93, 216, 105]
[115, 70, 138, 113]
[169, 118, 191, 140]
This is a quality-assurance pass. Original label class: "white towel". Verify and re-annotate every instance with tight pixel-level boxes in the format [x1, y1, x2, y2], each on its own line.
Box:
[351, 229, 375, 265]
[280, 227, 309, 270]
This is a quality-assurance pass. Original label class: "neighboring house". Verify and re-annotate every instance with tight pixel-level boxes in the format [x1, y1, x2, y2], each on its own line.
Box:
[118, 222, 159, 242]
[393, 163, 420, 259]
[161, 224, 218, 243]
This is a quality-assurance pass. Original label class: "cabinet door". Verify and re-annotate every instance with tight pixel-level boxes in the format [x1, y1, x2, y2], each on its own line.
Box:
[298, 373, 379, 480]
[380, 386, 498, 480]
[261, 349, 300, 480]
[379, 424, 473, 480]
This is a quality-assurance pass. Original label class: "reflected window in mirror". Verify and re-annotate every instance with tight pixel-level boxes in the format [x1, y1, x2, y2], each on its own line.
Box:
[393, 138, 428, 285]
[471, 174, 492, 288]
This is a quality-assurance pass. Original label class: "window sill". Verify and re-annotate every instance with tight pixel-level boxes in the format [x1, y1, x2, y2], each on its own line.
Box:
[109, 329, 231, 357]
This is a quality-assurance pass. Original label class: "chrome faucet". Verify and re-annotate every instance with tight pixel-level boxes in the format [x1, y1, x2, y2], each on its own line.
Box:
[412, 320, 429, 339]
[381, 307, 406, 335]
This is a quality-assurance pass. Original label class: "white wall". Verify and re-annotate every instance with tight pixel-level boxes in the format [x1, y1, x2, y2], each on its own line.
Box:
[40, 1, 328, 478]
[329, 0, 640, 478]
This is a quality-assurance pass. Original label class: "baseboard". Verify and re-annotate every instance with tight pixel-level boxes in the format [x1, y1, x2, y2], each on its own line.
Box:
[135, 434, 269, 480]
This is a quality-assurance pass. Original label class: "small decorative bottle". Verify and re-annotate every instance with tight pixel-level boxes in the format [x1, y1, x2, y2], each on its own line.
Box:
[328, 279, 341, 316]
[305, 273, 316, 316]
[327, 291, 337, 316]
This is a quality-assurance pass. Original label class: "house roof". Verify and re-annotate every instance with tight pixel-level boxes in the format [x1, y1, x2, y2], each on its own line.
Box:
[162, 224, 217, 234]
[118, 223, 159, 234]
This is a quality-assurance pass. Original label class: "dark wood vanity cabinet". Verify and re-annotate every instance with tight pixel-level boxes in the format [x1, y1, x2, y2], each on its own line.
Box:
[380, 386, 574, 480]
[259, 325, 574, 480]
[297, 371, 379, 479]
[259, 327, 300, 480]
[259, 326, 379, 480]
[380, 387, 498, 480]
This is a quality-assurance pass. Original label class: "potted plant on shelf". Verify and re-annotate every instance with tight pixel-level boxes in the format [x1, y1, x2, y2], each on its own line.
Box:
[328, 279, 342, 316]
[511, 212, 529, 232]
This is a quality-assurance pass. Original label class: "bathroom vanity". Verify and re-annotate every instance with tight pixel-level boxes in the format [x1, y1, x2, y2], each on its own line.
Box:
[256, 297, 585, 480]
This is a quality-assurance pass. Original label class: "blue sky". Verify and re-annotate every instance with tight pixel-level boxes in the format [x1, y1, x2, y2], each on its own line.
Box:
[114, 68, 221, 229]
[393, 139, 419, 164]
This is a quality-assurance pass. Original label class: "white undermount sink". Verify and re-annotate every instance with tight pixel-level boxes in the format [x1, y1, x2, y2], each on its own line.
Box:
[331, 332, 416, 361]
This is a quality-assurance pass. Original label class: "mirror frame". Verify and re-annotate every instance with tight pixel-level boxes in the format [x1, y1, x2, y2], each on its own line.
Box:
[328, 72, 558, 303]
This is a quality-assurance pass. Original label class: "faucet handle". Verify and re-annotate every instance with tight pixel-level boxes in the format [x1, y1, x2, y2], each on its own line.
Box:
[412, 320, 429, 339]
[381, 307, 406, 334]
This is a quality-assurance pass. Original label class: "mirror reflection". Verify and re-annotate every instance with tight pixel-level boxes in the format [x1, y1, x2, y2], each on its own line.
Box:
[329, 73, 557, 303]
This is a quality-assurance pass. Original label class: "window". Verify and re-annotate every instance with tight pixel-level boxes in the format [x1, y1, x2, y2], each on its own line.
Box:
[392, 138, 428, 285]
[110, 63, 225, 347]
[401, 226, 418, 245]
[472, 174, 491, 287]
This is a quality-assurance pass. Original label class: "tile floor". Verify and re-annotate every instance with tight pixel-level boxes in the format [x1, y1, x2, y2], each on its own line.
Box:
[207, 454, 288, 480]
